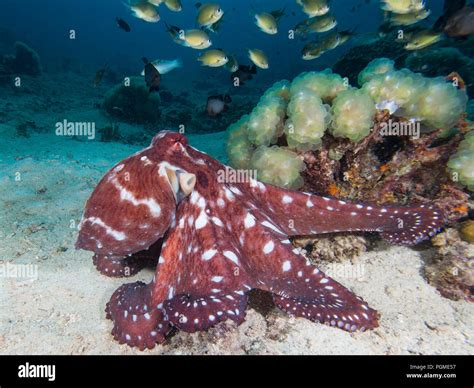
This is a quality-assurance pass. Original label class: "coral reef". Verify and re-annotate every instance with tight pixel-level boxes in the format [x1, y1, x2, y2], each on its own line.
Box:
[226, 61, 470, 224]
[426, 228, 474, 302]
[102, 77, 161, 125]
[1, 41, 42, 76]
[448, 131, 474, 191]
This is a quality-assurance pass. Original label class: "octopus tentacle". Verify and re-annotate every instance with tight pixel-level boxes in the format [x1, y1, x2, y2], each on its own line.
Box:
[105, 282, 171, 350]
[92, 254, 147, 278]
[241, 219, 379, 331]
[150, 199, 253, 332]
[246, 180, 445, 245]
[164, 292, 248, 332]
[93, 239, 163, 278]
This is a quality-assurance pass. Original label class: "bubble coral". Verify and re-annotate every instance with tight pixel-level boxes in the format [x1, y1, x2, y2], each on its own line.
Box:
[226, 61, 469, 194]
[362, 69, 426, 112]
[357, 57, 394, 86]
[250, 146, 304, 189]
[415, 78, 469, 129]
[285, 87, 331, 151]
[226, 115, 253, 170]
[448, 131, 474, 191]
[290, 69, 348, 103]
[329, 89, 376, 142]
[246, 94, 287, 147]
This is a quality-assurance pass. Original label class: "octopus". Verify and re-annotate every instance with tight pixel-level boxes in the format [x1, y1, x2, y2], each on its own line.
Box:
[76, 131, 446, 350]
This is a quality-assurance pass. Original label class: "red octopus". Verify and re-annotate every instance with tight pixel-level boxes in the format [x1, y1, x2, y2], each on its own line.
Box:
[76, 131, 446, 350]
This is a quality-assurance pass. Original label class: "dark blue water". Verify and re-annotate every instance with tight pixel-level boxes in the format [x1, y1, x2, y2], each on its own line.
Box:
[0, 0, 445, 84]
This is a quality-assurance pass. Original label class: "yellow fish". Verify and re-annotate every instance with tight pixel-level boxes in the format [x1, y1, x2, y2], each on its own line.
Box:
[388, 8, 431, 25]
[305, 14, 337, 33]
[128, 1, 160, 22]
[381, 0, 425, 14]
[297, 0, 330, 17]
[255, 12, 278, 34]
[183, 29, 212, 49]
[198, 49, 229, 67]
[163, 0, 182, 12]
[404, 30, 442, 50]
[197, 3, 224, 28]
[248, 49, 269, 69]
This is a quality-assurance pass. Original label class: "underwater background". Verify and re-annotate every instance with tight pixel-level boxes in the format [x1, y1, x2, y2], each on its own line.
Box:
[0, 0, 473, 354]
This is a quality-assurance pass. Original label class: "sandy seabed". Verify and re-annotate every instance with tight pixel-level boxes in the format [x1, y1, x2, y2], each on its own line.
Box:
[0, 123, 473, 355]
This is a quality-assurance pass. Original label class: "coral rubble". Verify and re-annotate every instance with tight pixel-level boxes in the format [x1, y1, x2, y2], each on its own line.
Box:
[427, 228, 474, 302]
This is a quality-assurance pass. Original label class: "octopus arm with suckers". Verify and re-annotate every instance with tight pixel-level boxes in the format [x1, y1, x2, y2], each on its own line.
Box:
[76, 131, 446, 350]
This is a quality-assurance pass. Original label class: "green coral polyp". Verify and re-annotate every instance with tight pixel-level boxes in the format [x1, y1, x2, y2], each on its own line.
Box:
[329, 89, 376, 142]
[290, 69, 348, 103]
[357, 57, 394, 86]
[247, 95, 287, 146]
[226, 115, 253, 170]
[285, 88, 330, 151]
[416, 79, 468, 129]
[448, 132, 474, 191]
[251, 146, 304, 189]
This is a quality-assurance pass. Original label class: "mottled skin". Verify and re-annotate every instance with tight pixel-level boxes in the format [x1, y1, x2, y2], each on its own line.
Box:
[76, 131, 446, 350]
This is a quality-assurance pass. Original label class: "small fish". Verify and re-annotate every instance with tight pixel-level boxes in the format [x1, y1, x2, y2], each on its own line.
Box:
[255, 12, 278, 34]
[197, 3, 224, 28]
[404, 29, 442, 50]
[248, 48, 269, 69]
[336, 29, 355, 45]
[93, 65, 108, 87]
[231, 64, 257, 85]
[301, 41, 325, 60]
[198, 49, 228, 67]
[225, 55, 239, 73]
[165, 23, 185, 45]
[116, 17, 131, 32]
[163, 0, 182, 12]
[297, 0, 330, 17]
[387, 8, 431, 25]
[381, 0, 425, 14]
[126, 1, 160, 23]
[305, 14, 338, 33]
[183, 29, 212, 49]
[142, 57, 161, 92]
[206, 94, 232, 117]
[444, 5, 474, 37]
[140, 59, 182, 76]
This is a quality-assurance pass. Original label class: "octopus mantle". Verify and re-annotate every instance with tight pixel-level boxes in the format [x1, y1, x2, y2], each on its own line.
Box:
[76, 131, 445, 350]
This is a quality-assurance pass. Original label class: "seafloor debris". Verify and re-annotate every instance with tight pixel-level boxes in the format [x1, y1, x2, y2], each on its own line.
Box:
[293, 234, 368, 265]
[426, 228, 474, 302]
